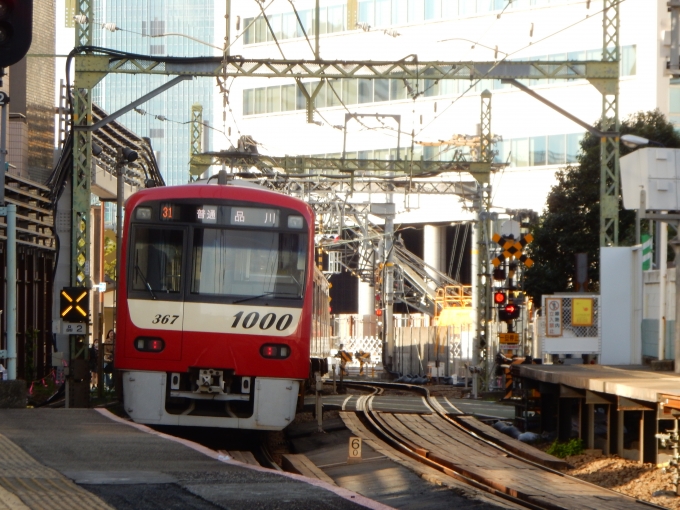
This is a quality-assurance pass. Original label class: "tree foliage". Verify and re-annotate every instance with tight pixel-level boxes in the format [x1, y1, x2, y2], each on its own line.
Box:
[104, 236, 116, 281]
[524, 110, 680, 304]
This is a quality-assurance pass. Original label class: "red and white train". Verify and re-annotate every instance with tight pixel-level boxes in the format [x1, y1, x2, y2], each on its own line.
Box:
[115, 180, 330, 430]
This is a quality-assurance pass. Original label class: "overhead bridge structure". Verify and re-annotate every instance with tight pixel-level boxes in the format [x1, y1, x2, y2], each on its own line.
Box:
[203, 156, 473, 318]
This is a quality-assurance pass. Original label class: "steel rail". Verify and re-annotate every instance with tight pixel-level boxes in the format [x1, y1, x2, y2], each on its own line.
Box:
[420, 394, 665, 509]
[353, 391, 544, 510]
[346, 381, 665, 510]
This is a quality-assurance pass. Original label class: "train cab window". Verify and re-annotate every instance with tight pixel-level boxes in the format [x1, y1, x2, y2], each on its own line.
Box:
[130, 228, 184, 296]
[191, 228, 307, 299]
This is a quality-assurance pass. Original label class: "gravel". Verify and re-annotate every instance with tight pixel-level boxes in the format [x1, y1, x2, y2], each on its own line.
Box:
[565, 452, 680, 508]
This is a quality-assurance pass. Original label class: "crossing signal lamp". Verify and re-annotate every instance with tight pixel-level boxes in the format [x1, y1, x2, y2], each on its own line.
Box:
[493, 291, 507, 306]
[499, 303, 521, 322]
[60, 287, 89, 323]
[0, 0, 33, 69]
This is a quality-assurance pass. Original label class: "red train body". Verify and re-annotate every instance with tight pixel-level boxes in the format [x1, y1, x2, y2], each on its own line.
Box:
[115, 182, 329, 429]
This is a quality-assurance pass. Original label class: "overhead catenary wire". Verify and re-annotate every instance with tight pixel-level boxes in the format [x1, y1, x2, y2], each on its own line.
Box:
[266, 0, 397, 139]
[415, 0, 625, 142]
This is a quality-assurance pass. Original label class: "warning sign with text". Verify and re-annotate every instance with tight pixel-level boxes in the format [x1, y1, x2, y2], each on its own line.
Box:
[546, 298, 562, 337]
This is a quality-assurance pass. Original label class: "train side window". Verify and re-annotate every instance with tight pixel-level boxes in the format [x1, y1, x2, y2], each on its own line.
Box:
[130, 227, 184, 296]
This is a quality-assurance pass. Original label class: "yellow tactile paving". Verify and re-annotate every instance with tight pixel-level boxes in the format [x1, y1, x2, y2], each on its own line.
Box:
[0, 433, 114, 510]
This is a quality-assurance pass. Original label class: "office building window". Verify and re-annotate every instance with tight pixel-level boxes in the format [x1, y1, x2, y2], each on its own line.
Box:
[375, 79, 390, 102]
[548, 135, 566, 165]
[244, 3, 345, 45]
[267, 87, 281, 113]
[566, 133, 583, 163]
[359, 79, 374, 103]
[243, 89, 254, 116]
[359, 1, 375, 25]
[621, 45, 637, 76]
[282, 85, 296, 111]
[530, 136, 546, 166]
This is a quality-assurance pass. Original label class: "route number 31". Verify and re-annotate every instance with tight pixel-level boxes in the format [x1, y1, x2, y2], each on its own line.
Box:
[348, 437, 362, 462]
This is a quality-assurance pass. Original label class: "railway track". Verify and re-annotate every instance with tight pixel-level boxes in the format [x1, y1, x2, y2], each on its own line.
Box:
[342, 381, 664, 510]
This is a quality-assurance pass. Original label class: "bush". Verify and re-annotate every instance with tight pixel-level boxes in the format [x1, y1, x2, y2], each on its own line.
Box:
[546, 438, 584, 458]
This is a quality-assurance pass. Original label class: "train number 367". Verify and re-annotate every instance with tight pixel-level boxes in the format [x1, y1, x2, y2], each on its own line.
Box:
[152, 314, 180, 325]
[231, 311, 293, 331]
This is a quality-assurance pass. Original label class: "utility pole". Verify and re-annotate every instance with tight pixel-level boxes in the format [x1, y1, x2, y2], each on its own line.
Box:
[472, 91, 494, 397]
[599, 0, 621, 247]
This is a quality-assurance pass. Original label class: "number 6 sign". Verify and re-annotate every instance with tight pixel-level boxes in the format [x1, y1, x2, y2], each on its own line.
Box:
[348, 437, 362, 463]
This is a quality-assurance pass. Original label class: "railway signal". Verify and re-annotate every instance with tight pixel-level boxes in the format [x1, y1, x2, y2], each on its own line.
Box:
[0, 0, 33, 68]
[60, 287, 89, 323]
[493, 291, 507, 306]
[498, 303, 520, 322]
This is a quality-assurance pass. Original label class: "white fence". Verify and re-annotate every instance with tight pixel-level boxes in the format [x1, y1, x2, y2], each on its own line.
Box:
[394, 324, 474, 378]
[331, 314, 472, 378]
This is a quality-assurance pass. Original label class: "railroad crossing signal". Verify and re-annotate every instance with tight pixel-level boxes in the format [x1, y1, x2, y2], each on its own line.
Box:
[491, 233, 534, 268]
[498, 303, 520, 322]
[60, 287, 89, 323]
[493, 291, 507, 305]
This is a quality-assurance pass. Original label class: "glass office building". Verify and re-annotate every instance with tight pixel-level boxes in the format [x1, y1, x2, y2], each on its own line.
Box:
[93, 0, 216, 186]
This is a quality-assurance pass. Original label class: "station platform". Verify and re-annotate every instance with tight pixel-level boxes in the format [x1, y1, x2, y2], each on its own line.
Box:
[0, 408, 388, 510]
[515, 364, 680, 464]
[517, 364, 680, 403]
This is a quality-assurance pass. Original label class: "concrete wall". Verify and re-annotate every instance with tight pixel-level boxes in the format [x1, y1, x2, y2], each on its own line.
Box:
[601, 247, 642, 365]
[643, 269, 677, 359]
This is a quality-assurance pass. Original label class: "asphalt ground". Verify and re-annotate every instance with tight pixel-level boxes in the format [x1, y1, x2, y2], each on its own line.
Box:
[0, 408, 390, 510]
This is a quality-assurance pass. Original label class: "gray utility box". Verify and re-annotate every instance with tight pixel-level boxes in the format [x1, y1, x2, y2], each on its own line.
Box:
[621, 147, 680, 211]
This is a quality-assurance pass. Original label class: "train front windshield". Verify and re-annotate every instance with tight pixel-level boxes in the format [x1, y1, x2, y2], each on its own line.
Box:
[191, 228, 307, 298]
[130, 226, 308, 301]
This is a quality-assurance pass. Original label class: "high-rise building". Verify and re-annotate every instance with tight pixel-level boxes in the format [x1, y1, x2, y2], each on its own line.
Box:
[92, 0, 217, 186]
[7, 0, 56, 183]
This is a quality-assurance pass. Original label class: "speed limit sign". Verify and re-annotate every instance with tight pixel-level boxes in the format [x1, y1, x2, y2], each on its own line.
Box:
[348, 436, 362, 463]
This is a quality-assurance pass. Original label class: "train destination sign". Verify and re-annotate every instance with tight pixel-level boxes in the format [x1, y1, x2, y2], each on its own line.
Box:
[158, 203, 280, 227]
[230, 207, 279, 227]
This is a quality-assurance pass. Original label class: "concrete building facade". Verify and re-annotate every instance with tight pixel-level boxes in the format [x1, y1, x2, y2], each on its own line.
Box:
[7, 0, 56, 183]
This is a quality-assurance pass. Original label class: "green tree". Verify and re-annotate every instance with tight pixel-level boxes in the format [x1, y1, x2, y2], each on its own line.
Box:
[524, 110, 680, 304]
[104, 236, 116, 281]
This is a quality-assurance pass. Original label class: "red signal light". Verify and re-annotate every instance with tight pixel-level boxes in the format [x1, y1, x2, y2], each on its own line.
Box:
[260, 344, 291, 359]
[498, 303, 521, 322]
[494, 291, 506, 305]
[134, 337, 165, 353]
[376, 309, 383, 316]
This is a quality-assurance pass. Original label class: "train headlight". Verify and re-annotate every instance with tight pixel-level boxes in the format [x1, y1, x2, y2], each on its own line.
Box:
[134, 337, 165, 352]
[260, 344, 290, 359]
[135, 207, 152, 220]
[287, 215, 303, 229]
